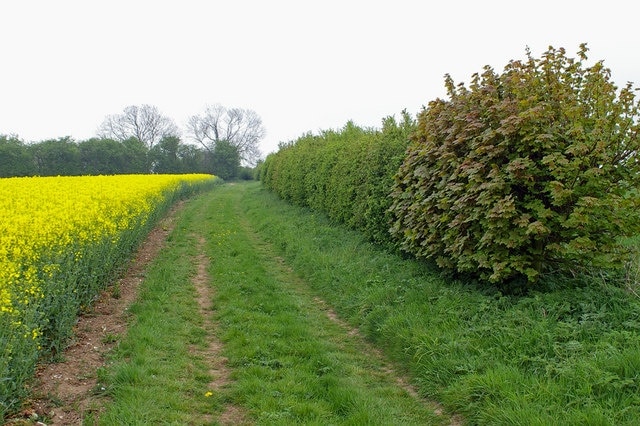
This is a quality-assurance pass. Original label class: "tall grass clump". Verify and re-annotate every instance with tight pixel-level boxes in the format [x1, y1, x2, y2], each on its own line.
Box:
[0, 174, 217, 419]
[261, 112, 415, 245]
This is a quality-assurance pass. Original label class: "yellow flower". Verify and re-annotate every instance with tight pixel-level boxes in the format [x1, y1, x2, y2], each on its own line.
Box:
[0, 174, 216, 361]
[204, 391, 213, 397]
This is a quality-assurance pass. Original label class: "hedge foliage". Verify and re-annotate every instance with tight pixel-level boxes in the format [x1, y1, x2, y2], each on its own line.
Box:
[261, 113, 415, 245]
[261, 45, 640, 286]
[390, 45, 640, 283]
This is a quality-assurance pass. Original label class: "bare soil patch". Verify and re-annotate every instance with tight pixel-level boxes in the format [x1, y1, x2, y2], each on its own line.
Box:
[8, 204, 183, 425]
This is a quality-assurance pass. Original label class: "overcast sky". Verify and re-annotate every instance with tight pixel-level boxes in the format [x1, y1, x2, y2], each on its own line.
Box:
[1, 0, 639, 157]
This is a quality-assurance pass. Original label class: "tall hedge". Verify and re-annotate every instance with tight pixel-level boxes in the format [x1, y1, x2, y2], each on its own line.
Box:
[389, 45, 640, 283]
[261, 113, 415, 245]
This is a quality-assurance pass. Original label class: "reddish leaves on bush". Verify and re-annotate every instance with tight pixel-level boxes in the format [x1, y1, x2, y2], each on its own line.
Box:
[390, 44, 640, 284]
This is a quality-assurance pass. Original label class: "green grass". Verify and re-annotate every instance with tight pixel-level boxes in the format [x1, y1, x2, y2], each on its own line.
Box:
[98, 183, 444, 425]
[98, 181, 640, 425]
[97, 196, 222, 425]
[239, 181, 640, 425]
[207, 185, 442, 425]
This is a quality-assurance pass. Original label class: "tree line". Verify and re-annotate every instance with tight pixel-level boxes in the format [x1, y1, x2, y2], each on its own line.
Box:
[0, 103, 265, 180]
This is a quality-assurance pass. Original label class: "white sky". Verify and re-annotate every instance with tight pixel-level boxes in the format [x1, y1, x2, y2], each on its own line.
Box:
[1, 0, 639, 157]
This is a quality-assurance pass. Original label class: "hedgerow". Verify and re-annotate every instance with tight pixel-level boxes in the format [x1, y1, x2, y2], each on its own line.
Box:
[261, 113, 415, 245]
[389, 45, 640, 283]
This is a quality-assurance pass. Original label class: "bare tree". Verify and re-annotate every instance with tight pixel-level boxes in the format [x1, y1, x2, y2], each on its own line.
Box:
[187, 104, 265, 165]
[98, 104, 179, 150]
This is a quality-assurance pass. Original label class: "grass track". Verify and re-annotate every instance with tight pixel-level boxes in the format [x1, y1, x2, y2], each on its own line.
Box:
[98, 183, 446, 425]
[99, 181, 640, 425]
[238, 183, 640, 425]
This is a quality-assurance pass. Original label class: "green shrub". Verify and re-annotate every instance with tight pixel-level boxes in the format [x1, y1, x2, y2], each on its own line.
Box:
[390, 44, 640, 284]
[261, 114, 415, 245]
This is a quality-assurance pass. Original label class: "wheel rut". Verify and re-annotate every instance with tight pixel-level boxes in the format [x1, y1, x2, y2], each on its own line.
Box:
[189, 235, 249, 425]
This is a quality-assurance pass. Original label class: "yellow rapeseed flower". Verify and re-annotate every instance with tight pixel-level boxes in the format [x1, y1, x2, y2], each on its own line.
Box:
[0, 174, 214, 350]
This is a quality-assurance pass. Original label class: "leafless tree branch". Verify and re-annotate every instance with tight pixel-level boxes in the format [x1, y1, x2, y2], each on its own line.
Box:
[98, 104, 179, 150]
[187, 104, 265, 166]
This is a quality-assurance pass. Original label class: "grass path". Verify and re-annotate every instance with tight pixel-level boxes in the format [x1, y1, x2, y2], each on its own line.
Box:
[18, 181, 640, 424]
[97, 183, 451, 425]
